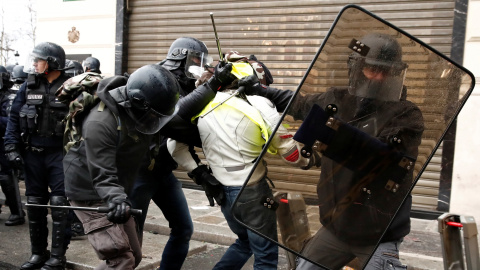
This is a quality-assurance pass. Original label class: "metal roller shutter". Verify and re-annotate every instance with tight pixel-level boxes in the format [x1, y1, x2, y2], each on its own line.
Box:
[127, 0, 456, 210]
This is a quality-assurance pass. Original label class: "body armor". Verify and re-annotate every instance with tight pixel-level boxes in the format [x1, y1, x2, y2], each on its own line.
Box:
[21, 78, 68, 138]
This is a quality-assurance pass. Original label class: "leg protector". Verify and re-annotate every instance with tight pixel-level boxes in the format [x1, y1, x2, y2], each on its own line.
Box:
[21, 196, 50, 270]
[0, 174, 25, 226]
[41, 196, 69, 270]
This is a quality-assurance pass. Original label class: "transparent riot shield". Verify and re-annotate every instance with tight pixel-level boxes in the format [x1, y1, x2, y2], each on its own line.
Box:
[232, 4, 475, 270]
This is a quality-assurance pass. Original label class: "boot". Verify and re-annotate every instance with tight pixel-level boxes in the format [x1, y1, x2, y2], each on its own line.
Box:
[41, 196, 70, 270]
[21, 196, 50, 270]
[0, 174, 25, 226]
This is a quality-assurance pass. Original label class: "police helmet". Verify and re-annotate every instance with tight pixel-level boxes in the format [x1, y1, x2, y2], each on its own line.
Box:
[65, 60, 84, 77]
[5, 64, 15, 75]
[125, 64, 180, 134]
[347, 33, 408, 101]
[11, 65, 28, 84]
[24, 42, 66, 74]
[164, 37, 212, 79]
[0, 65, 13, 89]
[82, 57, 101, 73]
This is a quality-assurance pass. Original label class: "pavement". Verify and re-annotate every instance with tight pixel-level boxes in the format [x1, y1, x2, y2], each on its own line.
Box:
[0, 183, 458, 270]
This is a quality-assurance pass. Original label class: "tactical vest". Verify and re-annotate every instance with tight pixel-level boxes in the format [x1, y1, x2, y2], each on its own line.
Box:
[20, 77, 68, 138]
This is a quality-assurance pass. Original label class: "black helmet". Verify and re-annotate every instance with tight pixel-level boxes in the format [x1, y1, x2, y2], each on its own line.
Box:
[11, 65, 28, 84]
[347, 33, 408, 101]
[163, 37, 212, 79]
[82, 57, 101, 73]
[124, 64, 180, 134]
[65, 60, 84, 77]
[5, 64, 15, 75]
[24, 42, 66, 74]
[0, 65, 12, 89]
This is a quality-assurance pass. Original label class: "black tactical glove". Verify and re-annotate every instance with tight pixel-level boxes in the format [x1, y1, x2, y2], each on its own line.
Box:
[238, 75, 266, 96]
[188, 165, 225, 206]
[207, 62, 236, 91]
[4, 144, 24, 170]
[106, 199, 132, 224]
[301, 149, 322, 170]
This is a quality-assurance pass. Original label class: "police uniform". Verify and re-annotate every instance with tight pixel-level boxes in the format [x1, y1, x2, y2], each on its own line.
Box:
[4, 74, 71, 269]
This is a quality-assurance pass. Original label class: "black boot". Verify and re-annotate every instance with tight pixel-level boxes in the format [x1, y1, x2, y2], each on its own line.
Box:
[0, 174, 25, 226]
[21, 196, 50, 270]
[41, 196, 70, 270]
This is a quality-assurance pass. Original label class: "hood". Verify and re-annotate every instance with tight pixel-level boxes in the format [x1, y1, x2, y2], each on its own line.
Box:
[96, 75, 129, 116]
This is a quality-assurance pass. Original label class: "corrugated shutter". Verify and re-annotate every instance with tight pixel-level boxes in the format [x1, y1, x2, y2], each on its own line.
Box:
[127, 0, 455, 210]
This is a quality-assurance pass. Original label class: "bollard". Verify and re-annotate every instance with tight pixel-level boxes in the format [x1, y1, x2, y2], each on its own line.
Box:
[438, 213, 480, 270]
[460, 215, 480, 270]
[274, 191, 311, 269]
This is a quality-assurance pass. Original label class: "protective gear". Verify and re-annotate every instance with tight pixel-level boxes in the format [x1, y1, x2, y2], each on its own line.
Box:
[21, 196, 50, 270]
[41, 196, 69, 270]
[82, 56, 101, 73]
[164, 37, 212, 79]
[107, 199, 132, 224]
[0, 174, 25, 226]
[114, 64, 180, 134]
[23, 42, 66, 74]
[23, 77, 69, 137]
[11, 65, 28, 85]
[5, 64, 15, 74]
[347, 33, 408, 101]
[64, 60, 84, 77]
[207, 62, 236, 91]
[188, 165, 224, 206]
[5, 144, 24, 170]
[0, 65, 13, 89]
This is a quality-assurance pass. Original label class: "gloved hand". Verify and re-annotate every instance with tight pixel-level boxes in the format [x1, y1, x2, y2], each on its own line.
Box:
[4, 144, 24, 170]
[238, 75, 267, 96]
[106, 199, 132, 224]
[207, 62, 236, 91]
[188, 165, 224, 206]
[301, 149, 322, 170]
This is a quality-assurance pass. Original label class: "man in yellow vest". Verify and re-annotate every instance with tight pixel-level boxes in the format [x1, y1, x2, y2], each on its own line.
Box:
[168, 52, 317, 270]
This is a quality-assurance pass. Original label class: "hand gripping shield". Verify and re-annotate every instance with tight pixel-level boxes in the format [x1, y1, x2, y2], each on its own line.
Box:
[232, 5, 475, 270]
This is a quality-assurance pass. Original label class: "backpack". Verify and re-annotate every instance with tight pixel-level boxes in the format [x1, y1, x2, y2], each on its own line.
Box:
[55, 72, 104, 153]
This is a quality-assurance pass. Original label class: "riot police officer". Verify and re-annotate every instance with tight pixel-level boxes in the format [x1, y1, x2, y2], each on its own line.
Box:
[240, 33, 422, 270]
[11, 65, 28, 90]
[64, 60, 84, 77]
[0, 65, 25, 226]
[4, 42, 72, 270]
[82, 56, 101, 74]
[64, 64, 181, 269]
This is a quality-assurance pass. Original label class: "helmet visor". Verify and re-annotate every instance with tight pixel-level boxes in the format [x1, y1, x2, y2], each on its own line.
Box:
[348, 55, 408, 101]
[134, 103, 179, 135]
[23, 53, 48, 74]
[185, 50, 213, 79]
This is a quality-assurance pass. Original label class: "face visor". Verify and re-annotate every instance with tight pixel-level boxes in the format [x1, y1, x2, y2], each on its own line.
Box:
[126, 89, 179, 135]
[185, 50, 213, 79]
[347, 55, 408, 101]
[23, 53, 48, 75]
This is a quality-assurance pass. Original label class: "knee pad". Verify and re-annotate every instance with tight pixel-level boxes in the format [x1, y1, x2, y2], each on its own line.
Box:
[27, 196, 49, 219]
[50, 196, 68, 221]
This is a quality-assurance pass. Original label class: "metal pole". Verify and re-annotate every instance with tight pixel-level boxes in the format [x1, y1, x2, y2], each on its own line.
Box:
[25, 203, 142, 217]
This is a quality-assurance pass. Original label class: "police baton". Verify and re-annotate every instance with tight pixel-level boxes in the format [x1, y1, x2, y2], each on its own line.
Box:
[25, 203, 142, 217]
[200, 86, 245, 118]
[210, 12, 224, 62]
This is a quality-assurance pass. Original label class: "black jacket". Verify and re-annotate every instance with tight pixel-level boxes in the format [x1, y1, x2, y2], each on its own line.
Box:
[64, 76, 152, 202]
[290, 87, 424, 245]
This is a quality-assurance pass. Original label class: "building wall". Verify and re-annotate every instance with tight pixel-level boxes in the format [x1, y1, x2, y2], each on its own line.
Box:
[35, 0, 116, 77]
[450, 0, 480, 221]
